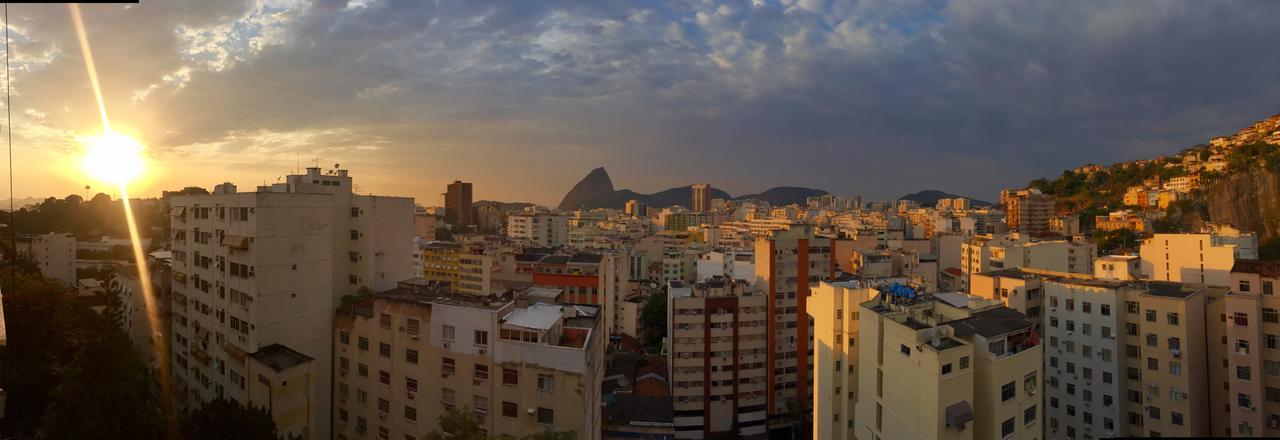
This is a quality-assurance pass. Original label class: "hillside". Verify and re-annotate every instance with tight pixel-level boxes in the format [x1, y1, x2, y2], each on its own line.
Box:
[734, 187, 830, 206]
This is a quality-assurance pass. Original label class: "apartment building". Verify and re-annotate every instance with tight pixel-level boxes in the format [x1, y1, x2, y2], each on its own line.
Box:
[246, 344, 318, 436]
[1044, 276, 1221, 439]
[854, 289, 1042, 440]
[691, 184, 712, 213]
[961, 233, 1095, 289]
[510, 251, 628, 337]
[17, 232, 76, 287]
[1140, 230, 1258, 286]
[167, 168, 414, 439]
[333, 283, 603, 440]
[1095, 211, 1151, 233]
[667, 277, 769, 439]
[421, 241, 462, 288]
[1220, 259, 1280, 436]
[1095, 255, 1141, 281]
[445, 180, 473, 227]
[696, 250, 755, 282]
[507, 211, 570, 248]
[968, 268, 1046, 325]
[753, 225, 837, 427]
[807, 279, 878, 440]
[1003, 188, 1054, 235]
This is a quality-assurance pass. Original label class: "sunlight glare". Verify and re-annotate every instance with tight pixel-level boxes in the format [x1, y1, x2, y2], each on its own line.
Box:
[80, 131, 146, 185]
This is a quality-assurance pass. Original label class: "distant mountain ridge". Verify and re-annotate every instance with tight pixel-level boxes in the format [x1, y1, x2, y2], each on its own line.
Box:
[557, 167, 829, 210]
[898, 190, 993, 207]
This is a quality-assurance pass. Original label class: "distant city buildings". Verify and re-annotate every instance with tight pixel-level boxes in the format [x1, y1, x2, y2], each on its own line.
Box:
[1001, 188, 1054, 235]
[16, 232, 76, 287]
[691, 184, 712, 213]
[445, 180, 474, 227]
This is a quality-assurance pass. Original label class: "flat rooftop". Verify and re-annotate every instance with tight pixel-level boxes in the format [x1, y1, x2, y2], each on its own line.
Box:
[950, 307, 1034, 338]
[980, 268, 1040, 280]
[1142, 281, 1203, 299]
[250, 344, 313, 372]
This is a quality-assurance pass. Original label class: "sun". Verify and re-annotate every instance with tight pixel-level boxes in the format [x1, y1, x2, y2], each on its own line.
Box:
[80, 131, 146, 185]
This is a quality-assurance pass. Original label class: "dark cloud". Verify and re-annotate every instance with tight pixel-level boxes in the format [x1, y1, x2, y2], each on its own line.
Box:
[8, 0, 1280, 204]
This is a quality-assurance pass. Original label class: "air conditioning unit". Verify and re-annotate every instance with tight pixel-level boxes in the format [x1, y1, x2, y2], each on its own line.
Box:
[407, 391, 416, 399]
[527, 408, 537, 415]
[444, 342, 451, 349]
[479, 348, 487, 356]
[411, 335, 419, 340]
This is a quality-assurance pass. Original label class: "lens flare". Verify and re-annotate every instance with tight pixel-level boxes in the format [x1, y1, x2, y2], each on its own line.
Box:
[79, 131, 146, 185]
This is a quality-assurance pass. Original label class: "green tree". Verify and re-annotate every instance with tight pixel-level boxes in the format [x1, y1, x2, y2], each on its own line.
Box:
[639, 290, 667, 347]
[183, 398, 278, 440]
[425, 406, 489, 440]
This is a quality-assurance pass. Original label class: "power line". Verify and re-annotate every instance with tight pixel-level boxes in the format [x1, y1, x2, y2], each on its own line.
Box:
[5, 2, 15, 294]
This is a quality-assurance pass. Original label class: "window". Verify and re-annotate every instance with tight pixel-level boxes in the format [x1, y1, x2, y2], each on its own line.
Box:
[1170, 362, 1182, 376]
[406, 377, 418, 393]
[1235, 312, 1250, 326]
[1127, 301, 1139, 313]
[378, 398, 390, 413]
[443, 325, 456, 340]
[1050, 317, 1059, 328]
[358, 364, 369, 377]
[1025, 372, 1037, 394]
[1239, 366, 1253, 381]
[1002, 381, 1016, 401]
[1267, 360, 1280, 377]
[1241, 280, 1253, 292]
[442, 358, 455, 377]
[1239, 393, 1254, 408]
[1083, 301, 1092, 313]
[1001, 418, 1015, 437]
[1148, 357, 1159, 371]
[350, 229, 360, 240]
[1237, 339, 1251, 354]
[475, 330, 489, 346]
[404, 405, 417, 422]
[1265, 308, 1279, 324]
[442, 388, 456, 407]
[474, 364, 489, 382]
[406, 349, 418, 364]
[537, 407, 554, 425]
[1167, 312, 1180, 325]
[1101, 304, 1111, 316]
[1169, 337, 1181, 350]
[1146, 333, 1157, 347]
[1146, 309, 1157, 322]
[900, 344, 910, 356]
[379, 343, 391, 358]
[959, 356, 970, 369]
[340, 331, 350, 345]
[1266, 281, 1275, 295]
[941, 363, 952, 375]
[358, 337, 369, 351]
[1126, 322, 1138, 336]
[502, 401, 518, 418]
[1067, 299, 1075, 311]
[1104, 371, 1114, 384]
[473, 396, 489, 416]
[380, 313, 392, 329]
[1267, 387, 1280, 403]
[379, 370, 391, 386]
[538, 373, 555, 393]
[1268, 334, 1280, 350]
[1148, 406, 1160, 421]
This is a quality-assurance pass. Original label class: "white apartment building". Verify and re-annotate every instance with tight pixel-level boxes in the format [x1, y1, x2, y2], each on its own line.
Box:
[19, 232, 76, 287]
[1043, 277, 1129, 439]
[507, 211, 570, 248]
[667, 277, 769, 439]
[168, 167, 414, 439]
[961, 233, 1095, 290]
[334, 284, 603, 440]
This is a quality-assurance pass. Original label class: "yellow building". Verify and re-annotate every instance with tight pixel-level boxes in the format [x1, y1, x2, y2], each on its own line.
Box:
[853, 289, 1042, 440]
[246, 344, 318, 439]
[421, 241, 462, 287]
[807, 279, 878, 440]
[1220, 260, 1280, 436]
[1139, 232, 1255, 286]
[968, 268, 1048, 326]
[334, 283, 603, 440]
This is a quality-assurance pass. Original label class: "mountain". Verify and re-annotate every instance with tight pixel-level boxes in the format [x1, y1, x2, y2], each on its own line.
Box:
[558, 167, 617, 210]
[735, 187, 830, 206]
[555, 167, 825, 210]
[898, 190, 993, 208]
[475, 200, 536, 212]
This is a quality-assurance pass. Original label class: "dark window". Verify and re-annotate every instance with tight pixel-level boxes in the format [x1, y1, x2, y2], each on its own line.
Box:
[1002, 381, 1016, 401]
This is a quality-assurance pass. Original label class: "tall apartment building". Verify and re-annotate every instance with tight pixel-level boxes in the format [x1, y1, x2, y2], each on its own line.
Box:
[667, 277, 769, 439]
[807, 279, 878, 440]
[333, 283, 603, 440]
[168, 168, 414, 439]
[691, 184, 712, 213]
[17, 232, 77, 287]
[1003, 188, 1054, 235]
[753, 225, 836, 428]
[1140, 231, 1258, 286]
[961, 233, 1095, 290]
[854, 290, 1042, 440]
[445, 180, 473, 227]
[625, 199, 650, 218]
[507, 211, 570, 248]
[1043, 277, 1221, 439]
[1220, 259, 1280, 436]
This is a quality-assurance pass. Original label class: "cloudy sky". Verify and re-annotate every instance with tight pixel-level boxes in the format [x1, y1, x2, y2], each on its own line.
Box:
[4, 0, 1280, 206]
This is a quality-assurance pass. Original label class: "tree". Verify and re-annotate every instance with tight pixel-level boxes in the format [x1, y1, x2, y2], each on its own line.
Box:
[183, 398, 278, 440]
[638, 290, 667, 347]
[425, 406, 489, 440]
[340, 286, 375, 308]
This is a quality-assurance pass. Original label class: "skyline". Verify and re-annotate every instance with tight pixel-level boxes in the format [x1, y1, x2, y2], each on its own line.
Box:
[4, 0, 1280, 206]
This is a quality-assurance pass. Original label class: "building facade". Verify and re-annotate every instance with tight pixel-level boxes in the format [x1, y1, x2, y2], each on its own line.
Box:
[445, 180, 473, 227]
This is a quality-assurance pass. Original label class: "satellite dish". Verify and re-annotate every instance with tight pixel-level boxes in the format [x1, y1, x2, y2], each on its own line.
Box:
[335, 163, 340, 169]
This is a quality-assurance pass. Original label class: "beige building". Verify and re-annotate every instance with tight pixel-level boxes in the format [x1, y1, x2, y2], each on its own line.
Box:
[667, 277, 769, 439]
[168, 167, 414, 439]
[18, 232, 77, 287]
[334, 283, 603, 440]
[807, 279, 878, 440]
[854, 290, 1043, 440]
[1095, 210, 1151, 233]
[1220, 259, 1280, 436]
[968, 268, 1046, 325]
[507, 210, 571, 248]
[1139, 231, 1258, 286]
[246, 344, 318, 438]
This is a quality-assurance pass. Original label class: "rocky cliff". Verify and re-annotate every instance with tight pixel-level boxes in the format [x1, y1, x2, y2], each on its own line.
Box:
[1202, 166, 1280, 241]
[557, 167, 617, 210]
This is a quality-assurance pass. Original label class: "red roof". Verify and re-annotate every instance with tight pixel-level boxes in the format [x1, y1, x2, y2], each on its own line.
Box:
[559, 327, 589, 348]
[943, 267, 963, 276]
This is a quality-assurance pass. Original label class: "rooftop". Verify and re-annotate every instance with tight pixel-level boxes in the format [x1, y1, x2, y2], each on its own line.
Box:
[503, 303, 564, 330]
[1233, 259, 1280, 278]
[950, 307, 1034, 338]
[980, 268, 1040, 280]
[1142, 281, 1203, 299]
[249, 344, 314, 372]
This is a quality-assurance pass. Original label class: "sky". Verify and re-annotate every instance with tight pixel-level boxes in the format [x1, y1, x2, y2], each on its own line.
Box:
[3, 0, 1280, 207]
